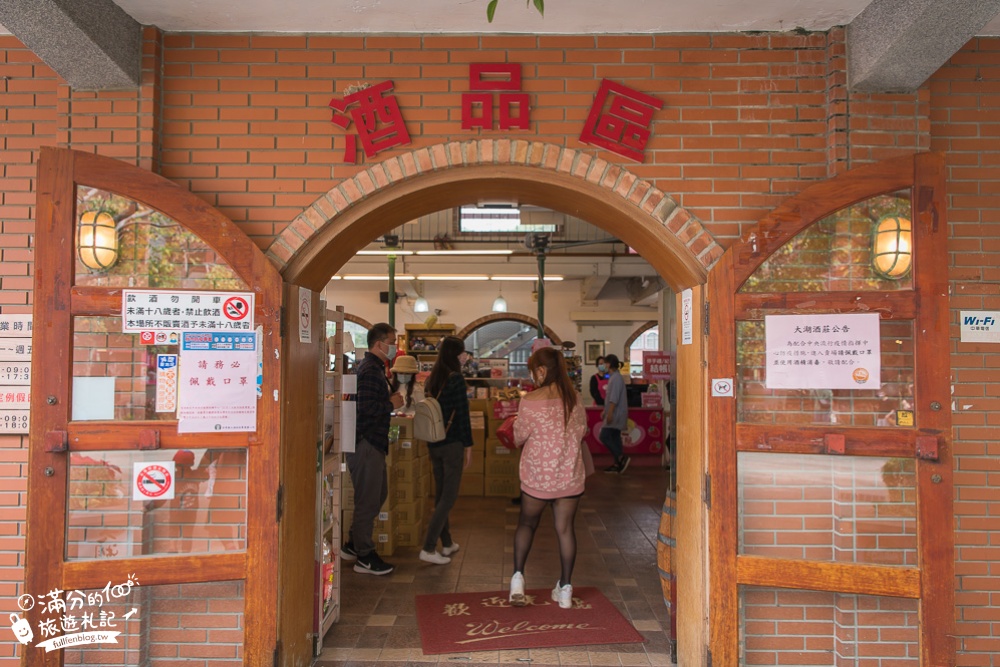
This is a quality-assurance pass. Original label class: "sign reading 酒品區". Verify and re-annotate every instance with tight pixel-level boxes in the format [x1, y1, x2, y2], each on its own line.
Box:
[765, 313, 881, 390]
[122, 290, 255, 333]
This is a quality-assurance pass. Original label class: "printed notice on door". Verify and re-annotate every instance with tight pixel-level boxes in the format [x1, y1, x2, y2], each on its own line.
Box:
[765, 313, 881, 390]
[177, 332, 257, 434]
[122, 290, 254, 333]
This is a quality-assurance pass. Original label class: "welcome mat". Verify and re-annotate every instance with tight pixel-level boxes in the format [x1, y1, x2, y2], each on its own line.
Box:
[415, 586, 645, 654]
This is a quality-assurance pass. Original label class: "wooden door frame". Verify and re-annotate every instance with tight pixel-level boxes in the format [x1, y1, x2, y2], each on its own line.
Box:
[707, 153, 954, 665]
[26, 147, 283, 665]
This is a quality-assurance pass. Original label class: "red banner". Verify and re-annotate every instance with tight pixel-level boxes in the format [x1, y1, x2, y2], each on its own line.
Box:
[584, 407, 666, 455]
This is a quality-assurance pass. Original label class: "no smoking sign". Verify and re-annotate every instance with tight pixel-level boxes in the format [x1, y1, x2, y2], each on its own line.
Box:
[132, 462, 176, 500]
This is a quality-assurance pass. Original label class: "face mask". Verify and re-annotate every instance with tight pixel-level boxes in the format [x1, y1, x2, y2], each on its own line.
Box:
[383, 342, 398, 361]
[396, 373, 413, 384]
[598, 364, 606, 373]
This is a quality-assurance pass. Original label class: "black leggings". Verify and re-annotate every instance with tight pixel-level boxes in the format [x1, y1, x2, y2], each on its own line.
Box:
[513, 491, 582, 586]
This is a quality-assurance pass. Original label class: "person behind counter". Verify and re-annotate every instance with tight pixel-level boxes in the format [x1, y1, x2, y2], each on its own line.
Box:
[589, 355, 608, 406]
[419, 336, 473, 565]
[342, 322, 405, 576]
[390, 354, 422, 415]
[598, 354, 630, 474]
[508, 346, 588, 609]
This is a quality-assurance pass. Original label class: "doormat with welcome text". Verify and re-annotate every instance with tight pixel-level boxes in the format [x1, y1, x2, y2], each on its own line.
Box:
[415, 586, 645, 654]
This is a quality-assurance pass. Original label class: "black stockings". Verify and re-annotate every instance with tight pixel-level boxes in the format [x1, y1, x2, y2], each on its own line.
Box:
[513, 493, 581, 586]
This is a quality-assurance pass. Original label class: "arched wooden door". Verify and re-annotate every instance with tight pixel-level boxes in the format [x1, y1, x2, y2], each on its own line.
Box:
[708, 153, 953, 665]
[25, 148, 282, 666]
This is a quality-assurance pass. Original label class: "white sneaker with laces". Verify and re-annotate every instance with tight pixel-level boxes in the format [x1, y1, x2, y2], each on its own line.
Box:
[552, 581, 573, 609]
[419, 550, 451, 565]
[441, 542, 460, 557]
[509, 572, 526, 607]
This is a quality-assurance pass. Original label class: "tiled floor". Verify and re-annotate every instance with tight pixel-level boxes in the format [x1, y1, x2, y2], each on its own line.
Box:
[317, 463, 676, 666]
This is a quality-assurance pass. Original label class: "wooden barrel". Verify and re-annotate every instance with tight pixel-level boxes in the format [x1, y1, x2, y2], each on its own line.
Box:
[656, 490, 677, 637]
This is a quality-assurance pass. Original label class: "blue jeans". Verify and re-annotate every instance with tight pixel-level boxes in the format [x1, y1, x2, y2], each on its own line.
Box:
[599, 427, 623, 463]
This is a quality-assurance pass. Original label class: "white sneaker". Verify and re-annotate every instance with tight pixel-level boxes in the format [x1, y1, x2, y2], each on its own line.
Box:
[509, 572, 526, 607]
[441, 542, 460, 557]
[419, 550, 451, 565]
[552, 581, 573, 609]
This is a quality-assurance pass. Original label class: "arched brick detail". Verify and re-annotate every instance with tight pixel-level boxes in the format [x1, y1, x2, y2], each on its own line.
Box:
[624, 320, 659, 355]
[344, 312, 373, 332]
[268, 140, 721, 292]
[456, 312, 562, 346]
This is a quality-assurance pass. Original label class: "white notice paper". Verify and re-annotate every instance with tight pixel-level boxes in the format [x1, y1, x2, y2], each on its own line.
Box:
[177, 332, 257, 433]
[765, 313, 881, 390]
[681, 289, 693, 345]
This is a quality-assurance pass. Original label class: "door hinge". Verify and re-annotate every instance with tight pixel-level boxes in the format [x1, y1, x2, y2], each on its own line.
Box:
[273, 641, 281, 667]
[703, 473, 712, 508]
[279, 307, 287, 337]
[276, 484, 284, 523]
[703, 301, 710, 337]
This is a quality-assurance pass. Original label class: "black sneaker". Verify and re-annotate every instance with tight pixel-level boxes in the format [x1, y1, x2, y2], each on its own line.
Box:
[604, 463, 620, 473]
[354, 551, 394, 576]
[340, 542, 358, 563]
[618, 456, 631, 474]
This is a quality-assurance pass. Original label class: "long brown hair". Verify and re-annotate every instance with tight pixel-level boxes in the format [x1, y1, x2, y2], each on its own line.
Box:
[528, 346, 578, 426]
[425, 335, 465, 397]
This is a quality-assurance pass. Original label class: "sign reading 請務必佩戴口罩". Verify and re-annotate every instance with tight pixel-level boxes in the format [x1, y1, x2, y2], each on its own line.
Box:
[177, 332, 257, 434]
[765, 313, 881, 390]
[121, 290, 254, 334]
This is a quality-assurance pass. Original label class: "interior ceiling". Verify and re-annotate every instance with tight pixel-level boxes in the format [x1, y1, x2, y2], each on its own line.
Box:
[3, 0, 1000, 34]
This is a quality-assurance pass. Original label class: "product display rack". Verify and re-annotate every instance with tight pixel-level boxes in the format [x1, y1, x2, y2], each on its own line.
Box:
[400, 322, 456, 354]
[315, 306, 345, 655]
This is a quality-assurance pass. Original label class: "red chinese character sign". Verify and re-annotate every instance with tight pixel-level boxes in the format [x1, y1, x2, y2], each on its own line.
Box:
[580, 79, 663, 162]
[462, 63, 530, 131]
[330, 80, 412, 164]
[642, 351, 672, 382]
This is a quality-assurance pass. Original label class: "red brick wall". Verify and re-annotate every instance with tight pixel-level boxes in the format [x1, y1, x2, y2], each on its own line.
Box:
[929, 38, 1000, 667]
[0, 29, 998, 665]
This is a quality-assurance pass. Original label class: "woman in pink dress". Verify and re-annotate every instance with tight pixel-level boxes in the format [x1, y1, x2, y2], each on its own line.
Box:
[508, 346, 588, 609]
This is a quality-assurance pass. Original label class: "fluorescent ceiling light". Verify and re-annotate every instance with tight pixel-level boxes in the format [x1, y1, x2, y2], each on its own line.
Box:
[341, 274, 415, 281]
[491, 275, 564, 281]
[414, 249, 513, 256]
[417, 275, 490, 281]
[357, 250, 414, 255]
[329, 276, 341, 280]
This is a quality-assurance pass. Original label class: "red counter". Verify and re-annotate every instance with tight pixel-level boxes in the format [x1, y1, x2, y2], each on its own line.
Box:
[584, 406, 667, 455]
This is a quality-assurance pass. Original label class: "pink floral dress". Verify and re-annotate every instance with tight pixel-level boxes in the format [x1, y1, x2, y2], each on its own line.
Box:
[512, 396, 587, 499]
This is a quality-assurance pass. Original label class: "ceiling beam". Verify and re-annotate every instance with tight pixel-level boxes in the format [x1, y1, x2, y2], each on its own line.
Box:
[0, 0, 141, 89]
[847, 0, 1000, 92]
[581, 275, 610, 301]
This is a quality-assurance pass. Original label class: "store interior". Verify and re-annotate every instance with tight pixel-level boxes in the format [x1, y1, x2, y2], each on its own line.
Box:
[314, 203, 678, 662]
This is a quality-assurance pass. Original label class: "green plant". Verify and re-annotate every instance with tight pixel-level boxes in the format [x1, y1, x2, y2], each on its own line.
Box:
[487, 0, 544, 23]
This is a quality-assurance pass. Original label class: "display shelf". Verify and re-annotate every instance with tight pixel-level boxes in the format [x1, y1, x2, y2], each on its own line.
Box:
[315, 305, 345, 656]
[400, 323, 456, 354]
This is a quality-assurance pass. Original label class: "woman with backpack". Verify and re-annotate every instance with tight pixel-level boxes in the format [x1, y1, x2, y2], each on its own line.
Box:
[419, 336, 473, 565]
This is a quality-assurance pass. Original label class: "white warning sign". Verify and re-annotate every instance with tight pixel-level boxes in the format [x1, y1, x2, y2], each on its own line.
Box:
[122, 290, 255, 333]
[132, 462, 175, 500]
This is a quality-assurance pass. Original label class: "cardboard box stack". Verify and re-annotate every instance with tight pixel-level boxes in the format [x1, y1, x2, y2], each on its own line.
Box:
[462, 400, 488, 496]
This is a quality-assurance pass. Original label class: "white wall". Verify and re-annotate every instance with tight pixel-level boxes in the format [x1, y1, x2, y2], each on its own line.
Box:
[322, 278, 659, 360]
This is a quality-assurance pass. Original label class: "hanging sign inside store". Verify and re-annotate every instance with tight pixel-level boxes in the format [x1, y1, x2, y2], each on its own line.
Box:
[176, 332, 257, 434]
[132, 461, 175, 500]
[121, 290, 255, 333]
[299, 286, 312, 344]
[959, 311, 1000, 343]
[642, 351, 672, 381]
[0, 315, 31, 434]
[478, 358, 509, 377]
[765, 313, 881, 390]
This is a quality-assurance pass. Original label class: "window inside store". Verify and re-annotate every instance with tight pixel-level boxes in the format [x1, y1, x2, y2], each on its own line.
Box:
[463, 319, 537, 378]
[629, 326, 659, 377]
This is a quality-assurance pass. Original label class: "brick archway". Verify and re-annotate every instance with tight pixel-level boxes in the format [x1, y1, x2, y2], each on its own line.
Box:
[456, 312, 562, 346]
[269, 139, 720, 291]
[624, 320, 659, 356]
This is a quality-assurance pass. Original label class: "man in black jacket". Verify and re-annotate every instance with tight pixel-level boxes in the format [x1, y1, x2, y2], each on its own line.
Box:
[341, 322, 404, 575]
